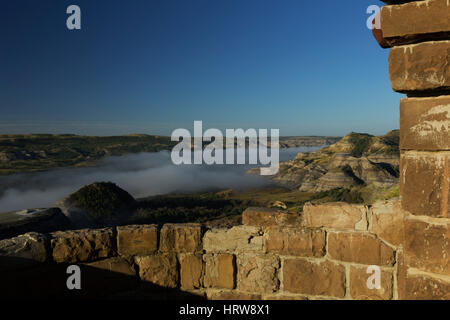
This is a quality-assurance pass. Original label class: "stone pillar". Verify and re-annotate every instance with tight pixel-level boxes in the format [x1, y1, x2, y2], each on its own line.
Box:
[378, 0, 449, 299]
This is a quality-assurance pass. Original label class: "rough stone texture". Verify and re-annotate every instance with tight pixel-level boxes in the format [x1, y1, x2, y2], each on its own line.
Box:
[51, 228, 114, 263]
[404, 274, 450, 299]
[381, 0, 422, 4]
[283, 259, 346, 298]
[242, 207, 301, 227]
[207, 290, 261, 300]
[400, 152, 450, 217]
[349, 266, 393, 300]
[82, 257, 139, 296]
[264, 226, 325, 257]
[400, 96, 450, 151]
[404, 219, 449, 275]
[328, 232, 395, 266]
[160, 223, 202, 253]
[117, 224, 158, 256]
[84, 257, 136, 276]
[396, 249, 408, 300]
[369, 200, 405, 246]
[389, 41, 450, 93]
[237, 253, 279, 294]
[203, 226, 263, 253]
[135, 253, 178, 288]
[179, 254, 203, 290]
[302, 202, 367, 231]
[381, 0, 450, 47]
[263, 295, 308, 300]
[203, 253, 235, 289]
[0, 232, 49, 271]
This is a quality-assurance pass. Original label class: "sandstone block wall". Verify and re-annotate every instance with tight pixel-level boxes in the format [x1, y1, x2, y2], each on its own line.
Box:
[379, 0, 450, 299]
[0, 203, 416, 300]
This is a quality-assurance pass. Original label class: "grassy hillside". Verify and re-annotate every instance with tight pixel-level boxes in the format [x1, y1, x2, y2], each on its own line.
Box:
[0, 134, 176, 174]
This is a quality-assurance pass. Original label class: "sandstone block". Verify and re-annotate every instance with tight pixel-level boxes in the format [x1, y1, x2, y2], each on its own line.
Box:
[160, 223, 203, 253]
[51, 228, 114, 263]
[85, 257, 136, 275]
[400, 152, 450, 217]
[369, 200, 405, 246]
[82, 257, 139, 296]
[400, 96, 450, 151]
[135, 253, 178, 288]
[264, 226, 325, 257]
[263, 295, 308, 300]
[282, 259, 346, 298]
[242, 207, 301, 227]
[203, 253, 235, 289]
[179, 254, 203, 290]
[207, 290, 261, 300]
[203, 226, 263, 253]
[389, 41, 450, 93]
[0, 232, 49, 271]
[349, 266, 393, 300]
[302, 202, 367, 230]
[404, 219, 449, 275]
[327, 232, 395, 266]
[381, 0, 450, 47]
[403, 274, 450, 299]
[237, 253, 279, 294]
[117, 224, 158, 256]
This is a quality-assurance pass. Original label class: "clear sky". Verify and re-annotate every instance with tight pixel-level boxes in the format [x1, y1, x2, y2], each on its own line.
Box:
[0, 0, 402, 136]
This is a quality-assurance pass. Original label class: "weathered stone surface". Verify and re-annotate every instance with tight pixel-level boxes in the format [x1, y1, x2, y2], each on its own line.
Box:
[160, 223, 202, 253]
[404, 219, 450, 275]
[0, 232, 49, 271]
[302, 202, 367, 230]
[242, 207, 301, 227]
[349, 266, 393, 300]
[328, 232, 395, 266]
[400, 96, 450, 151]
[404, 274, 450, 299]
[207, 290, 261, 300]
[381, 0, 421, 4]
[203, 253, 235, 289]
[237, 253, 279, 294]
[381, 0, 450, 47]
[263, 295, 308, 300]
[85, 257, 136, 276]
[283, 259, 346, 298]
[264, 226, 325, 257]
[369, 200, 405, 246]
[51, 228, 114, 263]
[135, 253, 178, 288]
[396, 249, 408, 300]
[389, 41, 450, 93]
[82, 257, 139, 296]
[179, 254, 203, 290]
[203, 226, 263, 253]
[400, 152, 450, 217]
[117, 224, 158, 256]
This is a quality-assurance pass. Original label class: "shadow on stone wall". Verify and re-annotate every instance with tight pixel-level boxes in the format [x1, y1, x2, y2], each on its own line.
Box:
[0, 256, 206, 300]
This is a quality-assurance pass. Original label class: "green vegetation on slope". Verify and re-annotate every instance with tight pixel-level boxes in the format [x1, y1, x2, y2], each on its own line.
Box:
[0, 134, 177, 174]
[67, 182, 136, 222]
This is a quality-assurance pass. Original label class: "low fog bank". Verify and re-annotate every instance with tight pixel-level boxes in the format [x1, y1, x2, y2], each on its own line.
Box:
[0, 146, 321, 213]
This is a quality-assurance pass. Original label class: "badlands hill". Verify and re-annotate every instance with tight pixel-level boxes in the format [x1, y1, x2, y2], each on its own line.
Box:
[255, 130, 400, 202]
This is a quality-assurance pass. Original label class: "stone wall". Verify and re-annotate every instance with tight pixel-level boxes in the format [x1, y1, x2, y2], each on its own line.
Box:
[377, 0, 450, 299]
[0, 203, 413, 300]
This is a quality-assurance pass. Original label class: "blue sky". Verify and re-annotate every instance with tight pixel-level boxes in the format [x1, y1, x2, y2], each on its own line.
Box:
[0, 0, 402, 136]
